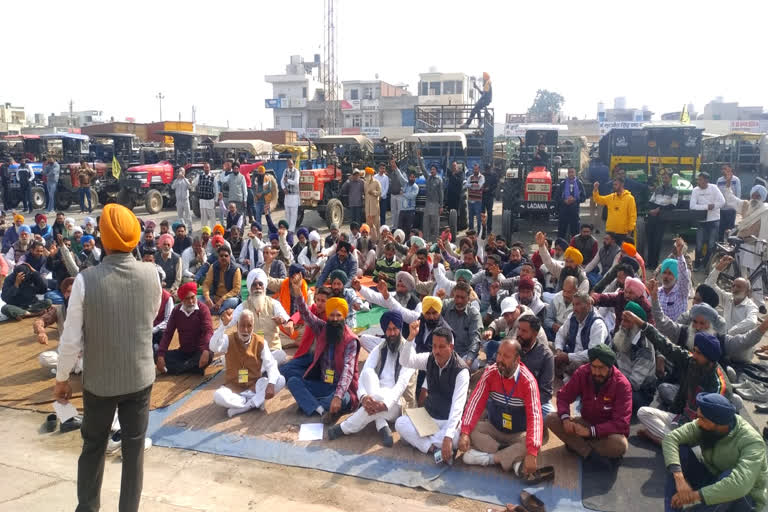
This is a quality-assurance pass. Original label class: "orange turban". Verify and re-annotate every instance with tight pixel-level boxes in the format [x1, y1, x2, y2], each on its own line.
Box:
[325, 297, 349, 318]
[360, 223, 370, 234]
[364, 167, 375, 175]
[100, 203, 140, 253]
[213, 224, 225, 236]
[564, 246, 584, 265]
[621, 242, 637, 257]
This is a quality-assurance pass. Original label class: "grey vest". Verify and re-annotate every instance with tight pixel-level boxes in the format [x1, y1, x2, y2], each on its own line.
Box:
[81, 252, 160, 396]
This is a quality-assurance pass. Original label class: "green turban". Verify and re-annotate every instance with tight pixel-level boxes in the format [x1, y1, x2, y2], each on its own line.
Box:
[454, 269, 473, 283]
[588, 344, 616, 367]
[329, 269, 348, 285]
[624, 301, 647, 321]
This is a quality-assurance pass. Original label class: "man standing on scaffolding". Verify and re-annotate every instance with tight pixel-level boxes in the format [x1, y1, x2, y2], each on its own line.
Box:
[461, 72, 492, 129]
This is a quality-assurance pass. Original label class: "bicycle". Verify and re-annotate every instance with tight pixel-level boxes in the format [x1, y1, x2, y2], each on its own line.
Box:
[708, 235, 768, 303]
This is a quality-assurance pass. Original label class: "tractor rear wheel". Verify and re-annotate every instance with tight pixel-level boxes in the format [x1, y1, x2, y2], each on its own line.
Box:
[54, 191, 71, 211]
[191, 197, 201, 218]
[502, 209, 514, 241]
[449, 209, 458, 240]
[326, 199, 344, 229]
[117, 189, 133, 209]
[296, 207, 305, 227]
[30, 186, 46, 210]
[145, 189, 163, 214]
[90, 189, 99, 209]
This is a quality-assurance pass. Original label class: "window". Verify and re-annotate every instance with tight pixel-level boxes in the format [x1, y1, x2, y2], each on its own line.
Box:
[352, 115, 362, 127]
[350, 89, 359, 100]
[291, 115, 302, 129]
[455, 80, 463, 94]
[363, 87, 373, 100]
[401, 109, 415, 127]
[302, 87, 307, 98]
[363, 113, 377, 127]
[419, 81, 428, 96]
[278, 93, 286, 99]
[429, 81, 441, 95]
[443, 81, 455, 94]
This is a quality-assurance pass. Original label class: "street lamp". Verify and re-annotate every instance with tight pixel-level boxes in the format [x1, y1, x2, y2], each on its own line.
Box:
[156, 92, 165, 121]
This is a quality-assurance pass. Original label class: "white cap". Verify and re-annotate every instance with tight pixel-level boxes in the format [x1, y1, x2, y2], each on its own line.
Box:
[500, 296, 518, 315]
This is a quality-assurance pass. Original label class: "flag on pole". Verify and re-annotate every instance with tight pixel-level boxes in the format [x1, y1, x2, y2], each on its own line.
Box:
[112, 156, 121, 179]
[680, 104, 690, 124]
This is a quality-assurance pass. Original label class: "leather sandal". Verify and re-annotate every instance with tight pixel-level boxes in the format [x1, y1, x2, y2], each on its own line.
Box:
[520, 490, 545, 512]
[513, 461, 555, 485]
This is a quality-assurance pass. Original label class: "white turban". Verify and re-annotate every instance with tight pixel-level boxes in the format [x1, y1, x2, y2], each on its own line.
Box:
[247, 268, 268, 291]
[309, 230, 321, 243]
[393, 229, 405, 243]
[380, 224, 390, 234]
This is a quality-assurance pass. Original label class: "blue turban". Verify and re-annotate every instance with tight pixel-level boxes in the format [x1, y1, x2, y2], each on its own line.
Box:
[297, 227, 309, 239]
[380, 310, 403, 332]
[554, 238, 568, 251]
[289, 263, 305, 277]
[751, 184, 768, 202]
[81, 235, 95, 244]
[18, 225, 31, 234]
[696, 392, 736, 426]
[660, 258, 679, 279]
[171, 221, 184, 231]
[694, 332, 722, 363]
[268, 232, 279, 241]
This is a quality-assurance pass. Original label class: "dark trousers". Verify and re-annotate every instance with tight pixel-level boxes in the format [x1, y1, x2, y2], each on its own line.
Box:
[695, 220, 720, 268]
[399, 209, 415, 233]
[466, 97, 490, 126]
[160, 349, 205, 375]
[79, 187, 92, 212]
[349, 206, 364, 225]
[286, 376, 351, 416]
[280, 352, 313, 381]
[379, 197, 387, 227]
[483, 196, 495, 234]
[632, 387, 655, 415]
[20, 185, 30, 211]
[77, 385, 152, 512]
[719, 209, 736, 241]
[558, 203, 580, 239]
[645, 214, 666, 269]
[665, 445, 754, 512]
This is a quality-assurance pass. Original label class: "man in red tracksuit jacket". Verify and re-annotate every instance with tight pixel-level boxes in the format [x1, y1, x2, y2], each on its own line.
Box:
[459, 339, 544, 475]
[544, 344, 632, 463]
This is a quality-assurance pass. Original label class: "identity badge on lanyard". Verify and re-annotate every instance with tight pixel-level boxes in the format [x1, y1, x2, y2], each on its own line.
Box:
[324, 369, 335, 384]
[501, 379, 515, 430]
[238, 368, 249, 384]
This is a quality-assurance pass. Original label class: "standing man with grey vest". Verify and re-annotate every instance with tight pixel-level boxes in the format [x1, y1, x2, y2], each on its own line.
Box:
[43, 155, 60, 213]
[388, 156, 406, 229]
[418, 150, 444, 242]
[54, 203, 161, 512]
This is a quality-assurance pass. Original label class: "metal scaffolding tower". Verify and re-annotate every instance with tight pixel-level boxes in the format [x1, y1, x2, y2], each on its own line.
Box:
[322, 0, 339, 133]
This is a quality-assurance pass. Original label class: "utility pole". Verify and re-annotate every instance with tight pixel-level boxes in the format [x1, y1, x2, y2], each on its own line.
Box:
[69, 99, 74, 127]
[156, 92, 165, 121]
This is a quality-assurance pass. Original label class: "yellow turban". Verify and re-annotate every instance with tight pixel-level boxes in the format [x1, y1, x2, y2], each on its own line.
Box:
[257, 165, 266, 174]
[564, 246, 584, 266]
[13, 213, 24, 223]
[325, 297, 349, 318]
[201, 226, 211, 235]
[422, 296, 443, 314]
[100, 203, 140, 253]
[364, 167, 375, 175]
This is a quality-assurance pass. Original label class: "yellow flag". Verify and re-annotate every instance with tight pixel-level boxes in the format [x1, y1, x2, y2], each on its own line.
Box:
[112, 156, 121, 179]
[680, 104, 690, 124]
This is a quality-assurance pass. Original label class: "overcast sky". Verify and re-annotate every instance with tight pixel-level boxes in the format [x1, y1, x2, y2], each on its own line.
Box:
[7, 0, 766, 129]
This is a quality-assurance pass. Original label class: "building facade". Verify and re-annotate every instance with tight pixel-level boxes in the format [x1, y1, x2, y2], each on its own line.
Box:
[0, 102, 26, 135]
[417, 71, 478, 106]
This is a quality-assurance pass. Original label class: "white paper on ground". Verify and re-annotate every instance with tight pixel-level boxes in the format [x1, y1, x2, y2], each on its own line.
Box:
[298, 423, 324, 441]
[53, 401, 79, 423]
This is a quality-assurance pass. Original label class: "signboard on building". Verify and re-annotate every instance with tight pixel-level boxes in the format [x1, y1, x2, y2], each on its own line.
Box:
[599, 121, 645, 135]
[729, 120, 768, 133]
[362, 127, 381, 137]
[341, 99, 360, 110]
[265, 99, 281, 108]
[504, 123, 526, 137]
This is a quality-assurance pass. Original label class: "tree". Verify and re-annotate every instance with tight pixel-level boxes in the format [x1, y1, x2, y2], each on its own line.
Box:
[527, 89, 565, 122]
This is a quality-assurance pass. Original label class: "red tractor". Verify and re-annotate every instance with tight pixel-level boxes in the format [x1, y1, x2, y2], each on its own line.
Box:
[117, 131, 211, 214]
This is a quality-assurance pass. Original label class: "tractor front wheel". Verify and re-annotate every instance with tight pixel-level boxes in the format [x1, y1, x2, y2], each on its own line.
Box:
[325, 199, 344, 229]
[145, 189, 163, 214]
[30, 186, 46, 210]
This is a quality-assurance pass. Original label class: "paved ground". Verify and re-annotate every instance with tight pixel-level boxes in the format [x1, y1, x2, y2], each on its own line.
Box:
[0, 407, 483, 512]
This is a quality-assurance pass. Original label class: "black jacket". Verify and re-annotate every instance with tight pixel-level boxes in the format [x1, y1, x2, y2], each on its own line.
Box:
[1, 265, 47, 308]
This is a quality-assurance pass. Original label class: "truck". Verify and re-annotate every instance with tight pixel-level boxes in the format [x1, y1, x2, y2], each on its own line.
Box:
[701, 132, 768, 195]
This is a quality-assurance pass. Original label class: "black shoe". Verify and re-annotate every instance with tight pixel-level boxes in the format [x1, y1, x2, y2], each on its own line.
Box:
[378, 425, 394, 447]
[327, 424, 343, 441]
[760, 305, 767, 315]
[44, 414, 57, 433]
[60, 415, 82, 433]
